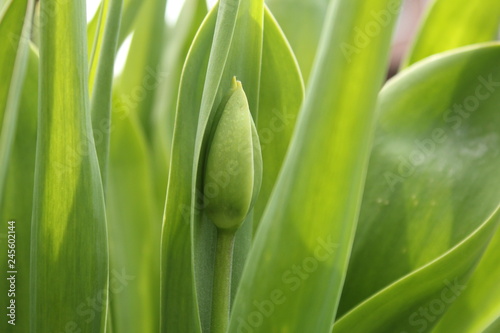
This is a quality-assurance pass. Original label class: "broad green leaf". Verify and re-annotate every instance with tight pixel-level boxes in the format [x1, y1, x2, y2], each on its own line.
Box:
[161, 0, 304, 331]
[87, 0, 144, 55]
[160, 7, 216, 332]
[483, 316, 500, 333]
[266, 0, 328, 83]
[87, 1, 103, 64]
[253, 7, 304, 232]
[433, 225, 500, 332]
[105, 2, 166, 331]
[0, 4, 33, 331]
[402, 0, 500, 67]
[336, 43, 500, 331]
[88, 0, 123, 183]
[332, 208, 500, 333]
[117, 0, 145, 46]
[228, 0, 401, 331]
[151, 0, 207, 214]
[0, 44, 38, 333]
[117, 0, 168, 141]
[31, 0, 108, 331]
[106, 94, 160, 333]
[0, 0, 32, 208]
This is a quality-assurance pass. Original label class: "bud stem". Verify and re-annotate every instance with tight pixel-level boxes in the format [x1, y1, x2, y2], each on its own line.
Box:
[211, 229, 236, 333]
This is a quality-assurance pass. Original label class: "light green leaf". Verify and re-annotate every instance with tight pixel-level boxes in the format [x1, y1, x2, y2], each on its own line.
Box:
[0, 4, 33, 331]
[105, 2, 167, 332]
[88, 0, 123, 184]
[31, 0, 108, 331]
[106, 94, 160, 333]
[151, 0, 207, 212]
[333, 208, 500, 333]
[253, 7, 304, 232]
[117, 0, 146, 46]
[265, 0, 328, 83]
[228, 0, 401, 331]
[433, 225, 500, 332]
[0, 0, 32, 209]
[336, 43, 500, 332]
[402, 0, 500, 67]
[483, 316, 500, 333]
[0, 44, 38, 333]
[116, 0, 168, 141]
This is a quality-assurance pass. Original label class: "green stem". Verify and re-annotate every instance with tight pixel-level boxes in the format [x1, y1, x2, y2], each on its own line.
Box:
[211, 229, 236, 333]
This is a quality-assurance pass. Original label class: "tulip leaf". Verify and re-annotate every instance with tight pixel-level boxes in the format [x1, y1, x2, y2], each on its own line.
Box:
[116, 0, 168, 141]
[402, 0, 500, 67]
[0, 44, 38, 333]
[0, 3, 33, 331]
[88, 0, 122, 184]
[0, 0, 32, 209]
[265, 0, 328, 83]
[106, 93, 161, 332]
[31, 0, 109, 331]
[151, 0, 207, 211]
[433, 224, 500, 332]
[336, 43, 500, 332]
[229, 0, 401, 331]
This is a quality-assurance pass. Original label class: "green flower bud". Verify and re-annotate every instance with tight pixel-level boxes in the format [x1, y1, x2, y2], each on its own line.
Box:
[203, 78, 262, 231]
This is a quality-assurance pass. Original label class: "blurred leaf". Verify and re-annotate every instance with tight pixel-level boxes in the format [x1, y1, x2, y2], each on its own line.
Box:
[88, 0, 144, 55]
[105, 1, 167, 331]
[0, 44, 37, 333]
[483, 316, 500, 333]
[433, 222, 500, 332]
[117, 0, 146, 46]
[336, 43, 500, 332]
[0, 4, 33, 331]
[31, 0, 108, 331]
[228, 0, 401, 331]
[253, 7, 304, 232]
[265, 0, 328, 83]
[402, 0, 500, 67]
[106, 94, 160, 333]
[88, 0, 123, 184]
[87, 1, 102, 60]
[0, 0, 32, 208]
[117, 0, 168, 141]
[333, 208, 500, 333]
[151, 0, 207, 213]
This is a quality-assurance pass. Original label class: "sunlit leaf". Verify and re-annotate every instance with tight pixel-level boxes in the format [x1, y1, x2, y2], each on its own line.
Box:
[31, 0, 108, 331]
[229, 0, 401, 331]
[0, 44, 37, 333]
[402, 0, 500, 67]
[336, 43, 500, 332]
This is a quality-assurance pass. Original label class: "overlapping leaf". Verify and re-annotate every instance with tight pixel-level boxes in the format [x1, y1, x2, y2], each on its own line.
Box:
[402, 0, 500, 67]
[0, 45, 37, 333]
[336, 43, 500, 332]
[161, 0, 304, 331]
[0, 2, 34, 331]
[31, 0, 108, 331]
[433, 218, 500, 332]
[265, 0, 328, 83]
[229, 0, 401, 331]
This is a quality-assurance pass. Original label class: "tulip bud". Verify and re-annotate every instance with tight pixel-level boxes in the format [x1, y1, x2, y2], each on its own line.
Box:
[203, 78, 262, 231]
